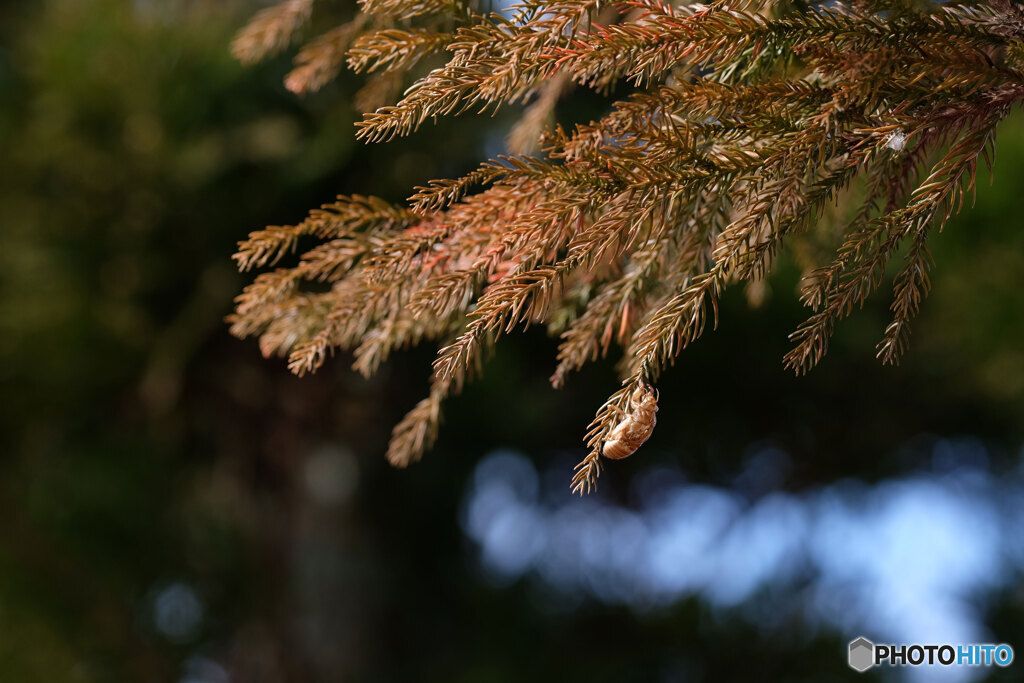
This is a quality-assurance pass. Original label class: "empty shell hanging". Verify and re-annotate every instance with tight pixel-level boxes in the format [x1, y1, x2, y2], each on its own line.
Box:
[602, 382, 659, 460]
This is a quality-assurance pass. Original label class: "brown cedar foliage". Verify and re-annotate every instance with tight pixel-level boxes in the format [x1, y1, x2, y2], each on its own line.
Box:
[229, 0, 1024, 493]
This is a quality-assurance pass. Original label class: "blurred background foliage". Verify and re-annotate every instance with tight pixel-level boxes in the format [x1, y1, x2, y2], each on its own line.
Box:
[0, 0, 1023, 681]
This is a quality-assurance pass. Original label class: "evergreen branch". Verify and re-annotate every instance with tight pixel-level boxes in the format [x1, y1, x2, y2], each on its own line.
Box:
[358, 0, 470, 21]
[231, 0, 1024, 493]
[286, 17, 368, 95]
[787, 115, 1005, 373]
[355, 3, 609, 141]
[386, 381, 446, 467]
[875, 118, 1001, 364]
[348, 28, 453, 75]
[408, 167, 507, 212]
[232, 0, 314, 65]
[233, 195, 418, 272]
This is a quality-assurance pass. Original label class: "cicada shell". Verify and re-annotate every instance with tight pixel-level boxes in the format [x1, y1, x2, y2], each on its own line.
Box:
[601, 382, 659, 460]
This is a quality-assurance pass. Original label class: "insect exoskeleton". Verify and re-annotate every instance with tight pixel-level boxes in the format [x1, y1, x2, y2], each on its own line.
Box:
[601, 381, 659, 460]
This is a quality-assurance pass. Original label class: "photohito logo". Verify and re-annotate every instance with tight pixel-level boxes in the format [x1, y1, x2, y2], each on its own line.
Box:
[848, 637, 1014, 672]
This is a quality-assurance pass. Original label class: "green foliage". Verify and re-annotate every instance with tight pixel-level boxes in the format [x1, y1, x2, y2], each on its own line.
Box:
[231, 0, 1024, 492]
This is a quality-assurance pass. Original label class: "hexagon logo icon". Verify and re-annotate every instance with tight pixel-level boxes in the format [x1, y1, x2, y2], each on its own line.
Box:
[848, 637, 875, 672]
